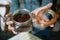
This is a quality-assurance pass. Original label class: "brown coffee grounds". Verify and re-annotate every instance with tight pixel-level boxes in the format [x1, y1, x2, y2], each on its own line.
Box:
[13, 13, 30, 22]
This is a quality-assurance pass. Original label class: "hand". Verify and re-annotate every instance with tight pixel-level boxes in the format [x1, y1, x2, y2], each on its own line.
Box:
[31, 3, 53, 15]
[6, 14, 17, 34]
[32, 3, 53, 28]
[6, 21, 17, 34]
[32, 3, 53, 23]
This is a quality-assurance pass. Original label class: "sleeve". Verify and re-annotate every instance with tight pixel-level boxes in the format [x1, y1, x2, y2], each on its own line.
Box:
[9, 0, 19, 14]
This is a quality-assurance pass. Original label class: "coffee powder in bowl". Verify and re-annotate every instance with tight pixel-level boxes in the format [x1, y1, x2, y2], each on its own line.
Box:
[13, 13, 30, 22]
[11, 9, 32, 33]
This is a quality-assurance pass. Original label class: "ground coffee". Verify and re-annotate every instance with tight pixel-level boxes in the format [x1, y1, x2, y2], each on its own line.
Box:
[13, 13, 30, 22]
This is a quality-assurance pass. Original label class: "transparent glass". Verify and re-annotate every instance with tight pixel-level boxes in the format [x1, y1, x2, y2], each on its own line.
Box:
[11, 8, 32, 33]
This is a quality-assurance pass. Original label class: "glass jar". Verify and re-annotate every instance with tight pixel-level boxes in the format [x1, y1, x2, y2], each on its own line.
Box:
[11, 8, 32, 33]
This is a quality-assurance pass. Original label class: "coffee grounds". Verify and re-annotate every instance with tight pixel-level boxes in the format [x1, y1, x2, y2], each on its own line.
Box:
[13, 13, 30, 22]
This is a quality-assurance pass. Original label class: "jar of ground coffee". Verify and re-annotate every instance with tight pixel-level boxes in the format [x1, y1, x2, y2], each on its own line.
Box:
[11, 9, 32, 33]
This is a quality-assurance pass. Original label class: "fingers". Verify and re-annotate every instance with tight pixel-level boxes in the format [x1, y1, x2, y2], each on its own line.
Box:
[8, 25, 17, 34]
[32, 19, 36, 22]
[6, 21, 14, 30]
[12, 30, 17, 34]
[32, 3, 53, 16]
[41, 14, 49, 21]
[6, 21, 17, 34]
[5, 14, 11, 19]
[31, 8, 40, 15]
[5, 14, 17, 34]
[8, 25, 13, 30]
[37, 3, 53, 15]
[6, 21, 13, 25]
[41, 3, 53, 10]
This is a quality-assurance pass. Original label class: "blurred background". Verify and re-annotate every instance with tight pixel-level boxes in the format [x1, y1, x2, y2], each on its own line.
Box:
[0, 0, 60, 40]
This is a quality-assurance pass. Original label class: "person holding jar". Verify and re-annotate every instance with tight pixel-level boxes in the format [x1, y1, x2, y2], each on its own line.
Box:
[6, 0, 57, 39]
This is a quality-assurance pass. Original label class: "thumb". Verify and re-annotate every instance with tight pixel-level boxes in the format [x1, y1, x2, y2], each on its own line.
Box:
[6, 21, 13, 25]
[41, 3, 53, 10]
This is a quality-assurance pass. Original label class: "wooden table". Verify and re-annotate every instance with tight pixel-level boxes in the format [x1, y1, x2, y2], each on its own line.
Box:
[8, 32, 42, 40]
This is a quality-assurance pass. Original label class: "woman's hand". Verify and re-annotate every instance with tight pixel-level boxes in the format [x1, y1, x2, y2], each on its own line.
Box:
[32, 3, 52, 22]
[32, 3, 54, 28]
[31, 3, 53, 16]
[5, 14, 17, 34]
